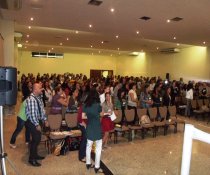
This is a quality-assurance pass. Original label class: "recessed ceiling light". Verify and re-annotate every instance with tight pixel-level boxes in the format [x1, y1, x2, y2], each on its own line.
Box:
[118, 52, 121, 55]
[30, 17, 34, 21]
[110, 54, 113, 57]
[27, 34, 30, 38]
[101, 41, 104, 44]
[177, 43, 180, 46]
[89, 24, 92, 28]
[110, 8, 115, 12]
[48, 50, 51, 53]
[17, 44, 22, 48]
[173, 37, 176, 40]
[99, 51, 101, 53]
[91, 53, 94, 55]
[28, 26, 31, 29]
[117, 48, 120, 50]
[116, 35, 119, 39]
[66, 38, 69, 41]
[167, 19, 171, 23]
[156, 47, 159, 50]
[60, 43, 63, 46]
[24, 46, 27, 49]
[52, 48, 54, 50]
[26, 40, 28, 43]
[90, 45, 93, 48]
[136, 31, 139, 34]
[75, 31, 79, 34]
[203, 41, 206, 44]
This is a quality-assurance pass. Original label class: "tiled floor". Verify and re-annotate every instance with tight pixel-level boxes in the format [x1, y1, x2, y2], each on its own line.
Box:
[2, 100, 210, 175]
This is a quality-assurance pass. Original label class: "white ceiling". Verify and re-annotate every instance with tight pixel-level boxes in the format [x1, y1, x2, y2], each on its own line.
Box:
[0, 0, 210, 55]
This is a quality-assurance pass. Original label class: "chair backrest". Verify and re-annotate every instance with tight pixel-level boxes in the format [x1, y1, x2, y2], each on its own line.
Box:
[181, 97, 187, 105]
[197, 99, 204, 108]
[65, 113, 78, 128]
[148, 107, 157, 120]
[124, 109, 135, 122]
[159, 106, 167, 120]
[113, 110, 122, 124]
[204, 99, 210, 107]
[45, 107, 51, 116]
[168, 105, 176, 116]
[191, 100, 197, 109]
[137, 108, 147, 121]
[48, 114, 62, 131]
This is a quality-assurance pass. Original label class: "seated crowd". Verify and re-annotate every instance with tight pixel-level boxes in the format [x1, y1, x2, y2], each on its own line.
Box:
[10, 72, 210, 172]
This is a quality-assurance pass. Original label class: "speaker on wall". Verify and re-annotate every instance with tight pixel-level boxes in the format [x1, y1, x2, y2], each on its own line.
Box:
[0, 67, 17, 106]
[166, 73, 170, 80]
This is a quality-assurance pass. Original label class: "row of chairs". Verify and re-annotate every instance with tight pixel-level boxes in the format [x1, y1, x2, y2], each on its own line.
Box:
[42, 113, 81, 154]
[111, 106, 185, 143]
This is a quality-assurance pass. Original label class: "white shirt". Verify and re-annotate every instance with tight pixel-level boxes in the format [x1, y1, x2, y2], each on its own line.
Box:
[186, 89, 193, 100]
[128, 89, 137, 107]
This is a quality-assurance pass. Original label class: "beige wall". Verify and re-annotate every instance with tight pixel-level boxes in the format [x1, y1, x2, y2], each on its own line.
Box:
[18, 46, 210, 82]
[18, 51, 117, 77]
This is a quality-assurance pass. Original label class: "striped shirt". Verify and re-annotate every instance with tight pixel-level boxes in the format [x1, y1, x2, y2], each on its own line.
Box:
[25, 93, 47, 126]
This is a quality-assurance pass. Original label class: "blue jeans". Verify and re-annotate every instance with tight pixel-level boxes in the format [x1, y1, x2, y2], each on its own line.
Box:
[10, 116, 30, 144]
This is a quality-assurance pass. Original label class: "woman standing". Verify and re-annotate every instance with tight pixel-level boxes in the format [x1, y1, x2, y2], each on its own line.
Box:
[101, 92, 114, 149]
[140, 83, 153, 109]
[127, 83, 138, 124]
[185, 83, 193, 117]
[83, 88, 103, 173]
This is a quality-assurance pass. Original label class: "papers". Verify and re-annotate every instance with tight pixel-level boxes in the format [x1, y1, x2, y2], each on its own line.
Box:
[109, 112, 117, 121]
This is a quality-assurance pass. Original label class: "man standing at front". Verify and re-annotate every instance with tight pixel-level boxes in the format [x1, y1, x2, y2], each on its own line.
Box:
[25, 83, 48, 167]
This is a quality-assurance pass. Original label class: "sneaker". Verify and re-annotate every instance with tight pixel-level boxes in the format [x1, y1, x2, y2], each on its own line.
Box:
[9, 144, 17, 149]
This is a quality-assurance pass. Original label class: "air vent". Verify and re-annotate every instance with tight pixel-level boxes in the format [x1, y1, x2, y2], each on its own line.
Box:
[31, 52, 63, 58]
[171, 17, 183, 22]
[139, 16, 151, 21]
[160, 48, 180, 53]
[88, 0, 103, 6]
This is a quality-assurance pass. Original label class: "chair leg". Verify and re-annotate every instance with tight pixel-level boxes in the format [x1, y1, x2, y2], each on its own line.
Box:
[141, 129, 145, 139]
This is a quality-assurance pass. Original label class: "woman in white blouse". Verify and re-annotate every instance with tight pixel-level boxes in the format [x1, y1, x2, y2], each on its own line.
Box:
[127, 83, 138, 124]
[185, 83, 193, 117]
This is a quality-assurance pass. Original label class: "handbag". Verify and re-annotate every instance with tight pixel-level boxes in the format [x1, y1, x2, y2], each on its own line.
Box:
[53, 139, 65, 156]
[140, 115, 151, 125]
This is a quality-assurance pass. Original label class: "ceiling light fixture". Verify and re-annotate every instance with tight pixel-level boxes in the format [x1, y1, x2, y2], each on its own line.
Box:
[99, 51, 101, 53]
[66, 38, 69, 41]
[136, 31, 139, 34]
[60, 43, 63, 46]
[30, 17, 34, 21]
[167, 19, 171, 23]
[27, 34, 30, 38]
[203, 41, 206, 44]
[116, 35, 119, 39]
[75, 31, 79, 34]
[90, 45, 93, 48]
[17, 44, 22, 48]
[26, 40, 28, 43]
[89, 24, 92, 28]
[173, 37, 176, 40]
[101, 41, 104, 44]
[110, 8, 115, 12]
[28, 26, 31, 29]
[177, 43, 180, 46]
[156, 47, 159, 50]
[24, 46, 27, 49]
[52, 48, 54, 50]
[117, 48, 120, 50]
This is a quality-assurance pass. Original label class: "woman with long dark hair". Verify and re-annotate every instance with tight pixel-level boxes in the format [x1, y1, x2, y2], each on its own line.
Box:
[83, 88, 103, 173]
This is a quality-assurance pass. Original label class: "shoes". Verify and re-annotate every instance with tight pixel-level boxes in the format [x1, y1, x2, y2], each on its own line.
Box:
[79, 158, 86, 163]
[94, 167, 104, 174]
[86, 164, 94, 170]
[28, 160, 41, 167]
[9, 143, 17, 149]
[35, 155, 45, 160]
